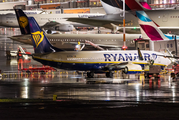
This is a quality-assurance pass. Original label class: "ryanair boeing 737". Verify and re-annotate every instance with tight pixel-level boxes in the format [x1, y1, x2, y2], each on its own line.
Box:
[28, 16, 171, 78]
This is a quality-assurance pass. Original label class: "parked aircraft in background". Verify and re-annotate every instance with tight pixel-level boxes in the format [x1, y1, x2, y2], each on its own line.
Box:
[136, 11, 179, 41]
[9, 9, 142, 50]
[67, 0, 179, 34]
[0, 9, 47, 15]
[135, 10, 179, 56]
[0, 9, 106, 33]
[27, 16, 171, 78]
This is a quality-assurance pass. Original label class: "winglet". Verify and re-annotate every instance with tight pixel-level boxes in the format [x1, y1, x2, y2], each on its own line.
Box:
[14, 9, 31, 35]
[138, 47, 143, 61]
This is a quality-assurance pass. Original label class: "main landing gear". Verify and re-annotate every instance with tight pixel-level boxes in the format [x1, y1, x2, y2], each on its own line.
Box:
[47, 30, 52, 34]
[106, 71, 113, 78]
[87, 71, 113, 78]
[98, 27, 101, 34]
[87, 72, 94, 78]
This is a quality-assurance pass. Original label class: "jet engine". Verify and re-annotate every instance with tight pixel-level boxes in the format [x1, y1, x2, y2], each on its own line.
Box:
[54, 24, 74, 32]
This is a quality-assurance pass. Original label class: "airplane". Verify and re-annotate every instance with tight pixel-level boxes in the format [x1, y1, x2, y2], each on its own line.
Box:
[67, 0, 179, 34]
[135, 10, 179, 58]
[0, 9, 47, 15]
[0, 9, 108, 33]
[26, 16, 171, 78]
[9, 9, 142, 50]
[136, 11, 179, 41]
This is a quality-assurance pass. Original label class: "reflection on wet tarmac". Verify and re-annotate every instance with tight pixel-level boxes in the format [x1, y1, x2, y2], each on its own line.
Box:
[0, 73, 179, 103]
[0, 28, 179, 104]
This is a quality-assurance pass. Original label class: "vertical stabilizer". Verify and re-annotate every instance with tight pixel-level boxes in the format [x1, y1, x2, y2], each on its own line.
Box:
[28, 17, 63, 54]
[139, 2, 152, 10]
[136, 11, 169, 41]
[14, 9, 30, 35]
[100, 0, 124, 14]
[125, 0, 150, 11]
[100, 0, 150, 15]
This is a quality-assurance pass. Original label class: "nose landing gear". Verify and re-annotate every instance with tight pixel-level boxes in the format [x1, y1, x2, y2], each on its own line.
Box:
[87, 72, 94, 78]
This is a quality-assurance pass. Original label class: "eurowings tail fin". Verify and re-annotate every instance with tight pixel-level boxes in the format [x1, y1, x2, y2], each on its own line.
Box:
[136, 11, 170, 41]
[14, 9, 31, 35]
[28, 17, 63, 54]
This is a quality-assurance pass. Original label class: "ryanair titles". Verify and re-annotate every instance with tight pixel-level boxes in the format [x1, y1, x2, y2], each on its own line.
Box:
[103, 53, 157, 61]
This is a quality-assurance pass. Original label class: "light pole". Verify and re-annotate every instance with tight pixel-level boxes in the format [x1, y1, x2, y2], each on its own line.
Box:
[123, 0, 127, 50]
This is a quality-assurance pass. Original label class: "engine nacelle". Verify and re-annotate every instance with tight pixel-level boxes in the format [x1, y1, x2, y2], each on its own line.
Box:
[122, 64, 142, 74]
[55, 24, 74, 32]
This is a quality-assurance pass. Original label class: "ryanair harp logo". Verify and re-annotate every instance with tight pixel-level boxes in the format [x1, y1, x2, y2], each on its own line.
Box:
[32, 31, 44, 48]
[19, 16, 28, 28]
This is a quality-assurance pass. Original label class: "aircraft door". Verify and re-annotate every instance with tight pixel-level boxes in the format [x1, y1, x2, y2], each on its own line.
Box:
[162, 13, 168, 22]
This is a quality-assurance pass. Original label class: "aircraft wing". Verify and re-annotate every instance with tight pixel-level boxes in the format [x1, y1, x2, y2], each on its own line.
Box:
[66, 18, 129, 30]
[157, 55, 179, 59]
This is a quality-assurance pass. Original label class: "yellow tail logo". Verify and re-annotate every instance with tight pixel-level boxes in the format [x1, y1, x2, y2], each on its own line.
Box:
[32, 31, 44, 48]
[19, 16, 28, 28]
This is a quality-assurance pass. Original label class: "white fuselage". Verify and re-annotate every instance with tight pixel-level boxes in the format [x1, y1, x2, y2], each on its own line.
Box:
[0, 13, 104, 28]
[11, 34, 141, 50]
[33, 50, 171, 71]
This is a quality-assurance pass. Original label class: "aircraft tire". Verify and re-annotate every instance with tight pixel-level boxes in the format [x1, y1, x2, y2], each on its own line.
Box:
[87, 72, 94, 78]
[106, 72, 113, 78]
[40, 70, 45, 75]
[122, 67, 128, 74]
[47, 30, 52, 34]
[26, 70, 31, 75]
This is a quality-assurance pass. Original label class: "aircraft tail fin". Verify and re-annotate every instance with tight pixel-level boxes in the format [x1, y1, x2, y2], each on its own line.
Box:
[136, 11, 170, 41]
[125, 0, 151, 11]
[28, 17, 63, 54]
[139, 2, 152, 10]
[100, 0, 151, 15]
[14, 9, 31, 35]
[100, 0, 124, 14]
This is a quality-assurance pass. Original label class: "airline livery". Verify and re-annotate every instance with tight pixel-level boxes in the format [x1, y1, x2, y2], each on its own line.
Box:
[136, 11, 179, 41]
[27, 16, 171, 78]
[10, 9, 141, 50]
[0, 9, 105, 33]
[67, 0, 179, 34]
